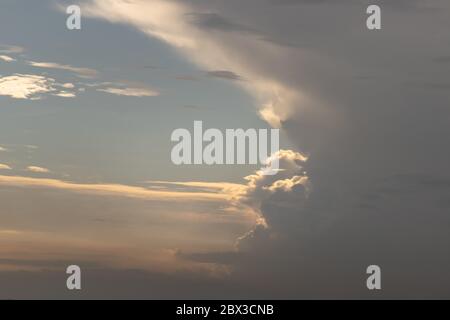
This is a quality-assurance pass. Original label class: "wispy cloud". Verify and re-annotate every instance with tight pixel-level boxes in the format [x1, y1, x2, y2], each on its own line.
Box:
[28, 61, 98, 78]
[206, 70, 243, 81]
[0, 45, 24, 54]
[0, 55, 15, 62]
[82, 0, 295, 127]
[52, 91, 76, 98]
[26, 166, 50, 173]
[0, 175, 235, 202]
[97, 87, 159, 97]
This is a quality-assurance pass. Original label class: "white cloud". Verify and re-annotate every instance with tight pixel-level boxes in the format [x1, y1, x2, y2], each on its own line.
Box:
[0, 74, 55, 100]
[0, 146, 7, 152]
[52, 91, 76, 98]
[0, 74, 78, 100]
[61, 83, 75, 89]
[26, 166, 50, 173]
[97, 87, 160, 97]
[0, 55, 15, 62]
[0, 164, 12, 170]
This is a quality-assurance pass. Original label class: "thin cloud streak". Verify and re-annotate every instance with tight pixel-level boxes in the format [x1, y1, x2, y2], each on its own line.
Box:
[27, 61, 98, 78]
[0, 175, 238, 202]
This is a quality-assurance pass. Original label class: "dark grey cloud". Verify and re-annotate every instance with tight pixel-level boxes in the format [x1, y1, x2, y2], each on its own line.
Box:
[206, 70, 243, 81]
[268, 0, 429, 10]
[182, 104, 204, 110]
[178, 251, 242, 265]
[179, 0, 450, 298]
[186, 12, 255, 33]
[185, 11, 305, 48]
[433, 56, 450, 64]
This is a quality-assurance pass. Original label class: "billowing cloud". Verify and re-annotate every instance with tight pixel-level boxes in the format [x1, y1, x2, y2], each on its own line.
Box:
[232, 150, 309, 236]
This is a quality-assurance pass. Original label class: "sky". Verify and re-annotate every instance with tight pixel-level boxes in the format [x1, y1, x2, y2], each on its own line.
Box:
[1, 0, 450, 299]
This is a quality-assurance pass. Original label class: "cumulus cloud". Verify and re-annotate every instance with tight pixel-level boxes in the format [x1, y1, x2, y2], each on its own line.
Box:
[231, 150, 310, 240]
[0, 74, 77, 100]
[0, 74, 55, 100]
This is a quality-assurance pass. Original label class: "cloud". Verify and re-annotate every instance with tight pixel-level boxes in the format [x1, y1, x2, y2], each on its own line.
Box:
[433, 56, 450, 64]
[0, 74, 78, 100]
[233, 150, 309, 228]
[0, 45, 24, 54]
[27, 0, 450, 297]
[0, 175, 244, 203]
[186, 12, 254, 33]
[52, 91, 76, 98]
[0, 164, 12, 170]
[206, 70, 243, 81]
[0, 74, 55, 100]
[61, 83, 75, 89]
[27, 61, 98, 78]
[82, 0, 297, 126]
[0, 55, 15, 62]
[97, 87, 159, 97]
[0, 173, 255, 280]
[26, 166, 50, 173]
[0, 147, 7, 152]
